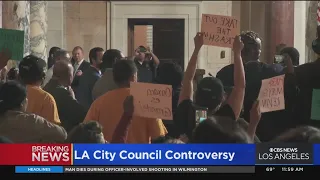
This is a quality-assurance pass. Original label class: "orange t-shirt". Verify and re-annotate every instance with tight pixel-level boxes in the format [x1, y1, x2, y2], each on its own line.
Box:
[84, 88, 167, 143]
[26, 85, 60, 124]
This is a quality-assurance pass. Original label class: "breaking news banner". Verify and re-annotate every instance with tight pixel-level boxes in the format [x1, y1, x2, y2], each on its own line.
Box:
[0, 144, 319, 173]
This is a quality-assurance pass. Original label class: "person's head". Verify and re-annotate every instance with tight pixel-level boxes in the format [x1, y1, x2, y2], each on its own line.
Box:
[72, 46, 84, 63]
[48, 47, 61, 69]
[195, 77, 225, 112]
[275, 44, 286, 55]
[152, 136, 185, 144]
[66, 121, 106, 143]
[113, 59, 137, 87]
[240, 31, 261, 62]
[155, 61, 183, 89]
[191, 116, 251, 143]
[134, 46, 148, 62]
[272, 126, 320, 143]
[0, 81, 28, 115]
[6, 68, 19, 81]
[52, 60, 74, 87]
[19, 55, 47, 86]
[53, 49, 70, 63]
[89, 47, 104, 68]
[100, 49, 124, 73]
[280, 47, 300, 66]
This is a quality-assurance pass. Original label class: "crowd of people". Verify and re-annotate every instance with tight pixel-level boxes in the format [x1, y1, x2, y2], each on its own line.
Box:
[0, 27, 320, 144]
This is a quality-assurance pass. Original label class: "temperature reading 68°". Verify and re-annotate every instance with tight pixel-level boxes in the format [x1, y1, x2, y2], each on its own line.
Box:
[266, 167, 275, 172]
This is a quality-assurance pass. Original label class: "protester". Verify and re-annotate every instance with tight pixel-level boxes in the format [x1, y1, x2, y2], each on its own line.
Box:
[84, 59, 167, 143]
[154, 61, 183, 136]
[44, 47, 61, 86]
[0, 81, 66, 143]
[175, 32, 245, 139]
[44, 60, 87, 132]
[19, 55, 60, 124]
[92, 49, 124, 100]
[1, 22, 319, 146]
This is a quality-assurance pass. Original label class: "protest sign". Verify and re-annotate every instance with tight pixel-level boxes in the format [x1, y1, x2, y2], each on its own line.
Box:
[258, 75, 285, 113]
[0, 28, 24, 61]
[201, 14, 240, 48]
[130, 82, 173, 120]
[311, 89, 320, 120]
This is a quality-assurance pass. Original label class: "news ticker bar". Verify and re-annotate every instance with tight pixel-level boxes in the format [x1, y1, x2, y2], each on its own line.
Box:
[13, 165, 319, 173]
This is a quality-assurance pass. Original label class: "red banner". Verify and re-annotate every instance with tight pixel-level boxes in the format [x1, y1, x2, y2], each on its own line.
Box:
[0, 144, 72, 165]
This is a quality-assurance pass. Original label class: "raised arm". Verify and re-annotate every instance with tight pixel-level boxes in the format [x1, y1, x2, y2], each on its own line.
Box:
[225, 36, 245, 119]
[178, 32, 204, 104]
[247, 100, 261, 142]
[111, 96, 134, 143]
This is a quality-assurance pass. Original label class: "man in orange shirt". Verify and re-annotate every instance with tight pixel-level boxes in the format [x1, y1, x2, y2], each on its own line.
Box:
[19, 55, 60, 124]
[85, 59, 167, 143]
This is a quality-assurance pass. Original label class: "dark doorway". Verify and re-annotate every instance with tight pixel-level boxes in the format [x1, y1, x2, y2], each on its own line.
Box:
[128, 18, 185, 68]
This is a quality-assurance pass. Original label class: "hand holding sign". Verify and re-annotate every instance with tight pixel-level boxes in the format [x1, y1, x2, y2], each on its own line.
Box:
[201, 14, 240, 48]
[233, 35, 244, 53]
[194, 32, 204, 50]
[130, 82, 173, 120]
[250, 100, 261, 126]
[0, 28, 24, 61]
[258, 75, 285, 113]
[0, 49, 11, 70]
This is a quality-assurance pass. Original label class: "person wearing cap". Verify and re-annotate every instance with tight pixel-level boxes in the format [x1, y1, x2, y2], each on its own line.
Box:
[18, 55, 61, 124]
[134, 46, 160, 83]
[175, 32, 245, 138]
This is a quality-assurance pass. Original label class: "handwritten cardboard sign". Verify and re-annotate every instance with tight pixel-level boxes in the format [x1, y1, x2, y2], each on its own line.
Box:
[311, 89, 320, 120]
[258, 75, 285, 113]
[0, 28, 24, 61]
[130, 82, 173, 120]
[201, 14, 240, 48]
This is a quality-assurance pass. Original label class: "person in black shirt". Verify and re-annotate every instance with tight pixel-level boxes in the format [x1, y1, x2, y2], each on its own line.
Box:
[134, 46, 160, 82]
[154, 61, 183, 136]
[175, 32, 245, 138]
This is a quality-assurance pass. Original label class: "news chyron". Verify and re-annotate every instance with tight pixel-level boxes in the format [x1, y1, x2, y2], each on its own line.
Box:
[255, 144, 313, 165]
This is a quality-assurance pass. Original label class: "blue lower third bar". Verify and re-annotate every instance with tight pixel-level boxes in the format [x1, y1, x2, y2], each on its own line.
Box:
[15, 166, 63, 173]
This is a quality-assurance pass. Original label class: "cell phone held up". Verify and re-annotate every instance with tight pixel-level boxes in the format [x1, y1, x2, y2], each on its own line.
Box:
[194, 106, 208, 125]
[274, 55, 284, 64]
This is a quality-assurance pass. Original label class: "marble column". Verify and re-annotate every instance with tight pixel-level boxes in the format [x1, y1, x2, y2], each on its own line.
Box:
[306, 1, 318, 62]
[30, 1, 47, 61]
[2, 1, 30, 68]
[268, 1, 294, 64]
